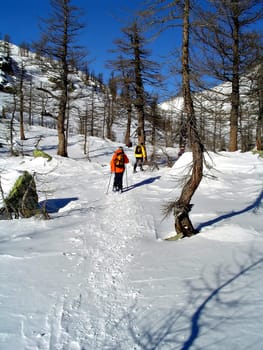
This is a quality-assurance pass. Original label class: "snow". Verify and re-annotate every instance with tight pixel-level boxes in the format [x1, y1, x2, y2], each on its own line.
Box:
[0, 127, 263, 350]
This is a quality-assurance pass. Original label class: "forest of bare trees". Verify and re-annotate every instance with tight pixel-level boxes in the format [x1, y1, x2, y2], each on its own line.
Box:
[1, 1, 261, 154]
[0, 0, 262, 234]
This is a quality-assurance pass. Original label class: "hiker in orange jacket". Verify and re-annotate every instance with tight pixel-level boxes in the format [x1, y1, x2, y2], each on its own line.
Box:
[110, 146, 129, 192]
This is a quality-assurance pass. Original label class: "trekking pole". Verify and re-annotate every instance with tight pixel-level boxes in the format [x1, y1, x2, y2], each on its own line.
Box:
[125, 167, 128, 189]
[106, 172, 112, 194]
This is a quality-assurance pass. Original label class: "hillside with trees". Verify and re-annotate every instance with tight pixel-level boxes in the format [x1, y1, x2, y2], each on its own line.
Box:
[0, 0, 262, 237]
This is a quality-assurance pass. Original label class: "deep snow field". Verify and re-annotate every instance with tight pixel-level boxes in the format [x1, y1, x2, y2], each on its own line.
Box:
[0, 126, 263, 350]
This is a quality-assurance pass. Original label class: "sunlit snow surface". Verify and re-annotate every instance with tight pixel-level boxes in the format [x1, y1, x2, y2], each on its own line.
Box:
[0, 127, 263, 349]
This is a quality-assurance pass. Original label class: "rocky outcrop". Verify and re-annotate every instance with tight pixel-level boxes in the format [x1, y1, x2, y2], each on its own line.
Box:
[0, 171, 39, 219]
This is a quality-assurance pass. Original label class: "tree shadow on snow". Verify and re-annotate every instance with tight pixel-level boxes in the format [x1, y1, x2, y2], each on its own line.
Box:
[196, 189, 263, 233]
[39, 197, 78, 213]
[102, 249, 263, 350]
[178, 252, 263, 350]
[123, 176, 161, 192]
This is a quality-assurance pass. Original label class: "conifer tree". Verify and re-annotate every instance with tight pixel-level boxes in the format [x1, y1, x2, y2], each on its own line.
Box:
[193, 0, 263, 151]
[35, 0, 86, 157]
[141, 0, 204, 237]
[108, 19, 161, 152]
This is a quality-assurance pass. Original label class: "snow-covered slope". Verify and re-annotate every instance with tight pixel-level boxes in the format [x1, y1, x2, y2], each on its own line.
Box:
[0, 125, 262, 349]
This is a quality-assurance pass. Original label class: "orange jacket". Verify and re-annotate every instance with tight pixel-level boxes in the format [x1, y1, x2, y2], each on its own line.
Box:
[110, 149, 129, 173]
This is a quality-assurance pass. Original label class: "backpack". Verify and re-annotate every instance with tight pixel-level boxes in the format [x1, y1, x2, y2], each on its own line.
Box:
[115, 152, 124, 168]
[135, 145, 142, 154]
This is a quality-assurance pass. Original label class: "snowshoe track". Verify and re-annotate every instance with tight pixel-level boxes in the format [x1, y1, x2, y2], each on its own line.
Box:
[35, 190, 144, 349]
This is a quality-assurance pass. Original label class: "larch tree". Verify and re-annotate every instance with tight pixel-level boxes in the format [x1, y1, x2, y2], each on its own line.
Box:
[256, 64, 263, 150]
[17, 61, 26, 141]
[106, 74, 118, 140]
[193, 0, 263, 151]
[108, 19, 161, 154]
[141, 0, 204, 237]
[121, 69, 134, 147]
[174, 0, 204, 237]
[35, 0, 86, 157]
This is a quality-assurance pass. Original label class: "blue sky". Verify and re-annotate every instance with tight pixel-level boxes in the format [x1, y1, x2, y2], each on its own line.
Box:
[0, 0, 179, 98]
[0, 1, 146, 63]
[1, 1, 261, 99]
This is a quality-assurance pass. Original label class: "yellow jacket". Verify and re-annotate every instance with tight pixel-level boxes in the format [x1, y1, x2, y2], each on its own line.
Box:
[134, 144, 146, 159]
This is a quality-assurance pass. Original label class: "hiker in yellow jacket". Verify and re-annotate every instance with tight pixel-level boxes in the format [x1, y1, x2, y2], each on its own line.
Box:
[133, 143, 146, 173]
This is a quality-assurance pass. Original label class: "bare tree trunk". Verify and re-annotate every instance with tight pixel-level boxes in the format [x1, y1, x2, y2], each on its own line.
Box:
[10, 95, 16, 156]
[124, 106, 132, 146]
[132, 21, 147, 154]
[57, 112, 67, 156]
[134, 76, 146, 147]
[256, 64, 263, 150]
[19, 63, 26, 141]
[229, 6, 240, 151]
[173, 0, 204, 238]
[106, 92, 112, 139]
[28, 80, 33, 126]
[57, 87, 68, 157]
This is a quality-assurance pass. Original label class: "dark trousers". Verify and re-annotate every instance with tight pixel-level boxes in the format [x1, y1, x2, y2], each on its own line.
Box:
[134, 157, 143, 172]
[113, 172, 124, 191]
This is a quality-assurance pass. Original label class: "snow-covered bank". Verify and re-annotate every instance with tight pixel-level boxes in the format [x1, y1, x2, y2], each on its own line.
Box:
[0, 130, 263, 349]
